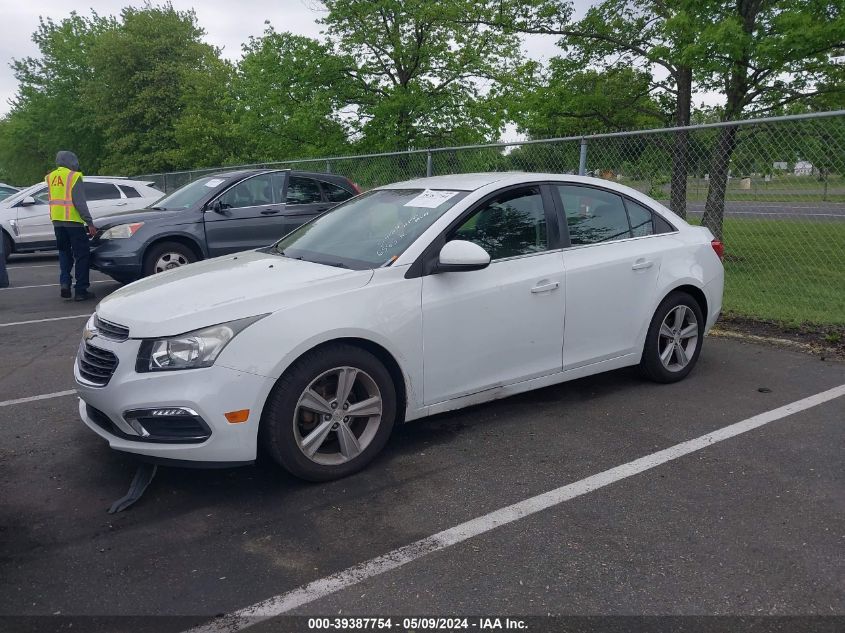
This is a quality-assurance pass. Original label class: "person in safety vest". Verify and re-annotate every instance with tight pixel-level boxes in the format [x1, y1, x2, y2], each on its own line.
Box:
[47, 151, 97, 301]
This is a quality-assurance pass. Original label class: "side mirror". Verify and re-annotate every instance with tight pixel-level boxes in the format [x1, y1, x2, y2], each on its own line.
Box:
[435, 240, 491, 273]
[209, 199, 223, 214]
[20, 196, 36, 207]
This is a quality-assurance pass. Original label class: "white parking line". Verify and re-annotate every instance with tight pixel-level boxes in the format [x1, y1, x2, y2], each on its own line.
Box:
[0, 280, 111, 290]
[6, 263, 58, 269]
[0, 314, 90, 327]
[187, 383, 845, 633]
[0, 390, 76, 408]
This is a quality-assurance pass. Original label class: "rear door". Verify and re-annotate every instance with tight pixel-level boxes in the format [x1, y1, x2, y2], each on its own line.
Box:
[279, 175, 334, 236]
[555, 185, 669, 369]
[84, 181, 127, 220]
[204, 173, 286, 256]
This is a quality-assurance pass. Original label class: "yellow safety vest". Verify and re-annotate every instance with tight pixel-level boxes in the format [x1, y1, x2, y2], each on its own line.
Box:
[46, 167, 85, 223]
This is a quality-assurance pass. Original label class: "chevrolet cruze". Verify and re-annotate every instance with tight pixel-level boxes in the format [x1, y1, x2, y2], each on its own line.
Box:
[75, 173, 724, 481]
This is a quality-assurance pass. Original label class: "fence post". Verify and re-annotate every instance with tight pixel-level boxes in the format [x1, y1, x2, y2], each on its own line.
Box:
[426, 151, 433, 177]
[326, 160, 332, 174]
[578, 138, 588, 176]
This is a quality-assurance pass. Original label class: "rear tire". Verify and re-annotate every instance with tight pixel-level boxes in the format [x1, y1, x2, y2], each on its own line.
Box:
[260, 343, 397, 481]
[142, 241, 197, 276]
[640, 291, 705, 383]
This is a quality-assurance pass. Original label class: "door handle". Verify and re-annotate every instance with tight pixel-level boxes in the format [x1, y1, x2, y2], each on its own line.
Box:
[261, 209, 281, 215]
[632, 259, 654, 270]
[531, 281, 560, 294]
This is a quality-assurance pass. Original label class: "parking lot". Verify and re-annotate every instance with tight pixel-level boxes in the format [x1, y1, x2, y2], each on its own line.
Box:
[1, 254, 843, 633]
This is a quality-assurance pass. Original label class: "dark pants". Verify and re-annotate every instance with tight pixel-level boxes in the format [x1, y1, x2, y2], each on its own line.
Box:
[0, 233, 8, 288]
[54, 224, 90, 293]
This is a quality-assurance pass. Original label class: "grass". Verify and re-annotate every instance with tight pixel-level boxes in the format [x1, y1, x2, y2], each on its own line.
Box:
[693, 217, 845, 327]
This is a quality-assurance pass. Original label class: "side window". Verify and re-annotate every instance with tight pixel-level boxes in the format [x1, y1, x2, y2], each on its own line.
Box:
[286, 176, 323, 204]
[323, 181, 353, 203]
[33, 187, 50, 204]
[555, 185, 631, 246]
[625, 200, 655, 238]
[219, 174, 274, 209]
[451, 187, 547, 260]
[84, 182, 122, 201]
[118, 185, 141, 198]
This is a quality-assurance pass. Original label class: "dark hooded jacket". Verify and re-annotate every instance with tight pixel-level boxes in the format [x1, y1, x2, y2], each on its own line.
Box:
[53, 151, 93, 226]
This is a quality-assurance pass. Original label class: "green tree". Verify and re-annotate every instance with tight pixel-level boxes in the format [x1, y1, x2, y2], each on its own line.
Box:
[472, 0, 704, 217]
[697, 0, 845, 239]
[0, 12, 116, 183]
[517, 60, 668, 138]
[87, 4, 233, 174]
[234, 28, 351, 162]
[320, 0, 531, 151]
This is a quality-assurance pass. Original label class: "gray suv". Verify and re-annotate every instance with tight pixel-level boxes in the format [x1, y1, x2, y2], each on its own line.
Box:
[91, 169, 360, 282]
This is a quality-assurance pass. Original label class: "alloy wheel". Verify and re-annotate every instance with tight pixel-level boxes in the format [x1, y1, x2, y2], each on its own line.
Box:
[658, 305, 699, 372]
[293, 366, 383, 465]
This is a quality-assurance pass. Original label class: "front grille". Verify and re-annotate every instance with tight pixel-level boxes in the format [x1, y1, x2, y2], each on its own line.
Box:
[77, 342, 119, 386]
[94, 315, 129, 341]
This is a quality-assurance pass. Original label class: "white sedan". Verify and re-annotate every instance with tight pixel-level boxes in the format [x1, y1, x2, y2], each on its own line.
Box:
[75, 173, 724, 480]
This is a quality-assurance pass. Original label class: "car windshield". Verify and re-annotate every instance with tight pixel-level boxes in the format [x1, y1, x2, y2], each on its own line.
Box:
[151, 176, 229, 210]
[271, 188, 470, 270]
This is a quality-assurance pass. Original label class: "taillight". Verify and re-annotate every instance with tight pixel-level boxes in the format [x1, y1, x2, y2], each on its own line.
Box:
[711, 239, 724, 261]
[351, 181, 362, 194]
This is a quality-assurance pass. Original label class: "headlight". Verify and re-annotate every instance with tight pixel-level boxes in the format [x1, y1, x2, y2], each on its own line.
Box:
[100, 222, 144, 239]
[136, 315, 267, 372]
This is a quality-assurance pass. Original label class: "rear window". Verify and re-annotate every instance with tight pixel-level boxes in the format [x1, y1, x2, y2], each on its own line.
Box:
[118, 185, 141, 198]
[324, 181, 354, 203]
[84, 182, 121, 201]
[286, 177, 323, 204]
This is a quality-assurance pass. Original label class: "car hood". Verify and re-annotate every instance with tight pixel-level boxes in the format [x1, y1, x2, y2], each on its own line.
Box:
[97, 207, 196, 228]
[96, 250, 374, 338]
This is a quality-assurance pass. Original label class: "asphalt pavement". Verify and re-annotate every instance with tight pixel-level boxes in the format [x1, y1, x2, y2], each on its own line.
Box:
[0, 255, 843, 633]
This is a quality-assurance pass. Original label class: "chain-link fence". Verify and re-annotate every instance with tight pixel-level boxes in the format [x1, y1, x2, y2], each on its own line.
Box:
[138, 110, 845, 329]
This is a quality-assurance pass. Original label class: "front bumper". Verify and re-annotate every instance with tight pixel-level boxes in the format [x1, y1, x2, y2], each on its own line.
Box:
[90, 242, 144, 280]
[75, 334, 276, 464]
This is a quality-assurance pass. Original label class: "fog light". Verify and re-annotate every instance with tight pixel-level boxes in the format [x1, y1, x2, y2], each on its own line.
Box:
[150, 408, 194, 417]
[122, 407, 211, 442]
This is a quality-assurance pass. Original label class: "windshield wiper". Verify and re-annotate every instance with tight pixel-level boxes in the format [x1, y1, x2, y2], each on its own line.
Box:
[278, 250, 303, 260]
[150, 206, 166, 210]
[321, 261, 350, 269]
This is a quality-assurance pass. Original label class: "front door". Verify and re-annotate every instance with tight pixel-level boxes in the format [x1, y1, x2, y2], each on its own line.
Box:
[421, 186, 565, 405]
[14, 186, 52, 248]
[204, 173, 287, 256]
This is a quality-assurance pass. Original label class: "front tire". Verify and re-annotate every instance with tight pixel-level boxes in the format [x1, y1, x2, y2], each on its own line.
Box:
[640, 291, 705, 383]
[142, 241, 197, 276]
[260, 343, 397, 481]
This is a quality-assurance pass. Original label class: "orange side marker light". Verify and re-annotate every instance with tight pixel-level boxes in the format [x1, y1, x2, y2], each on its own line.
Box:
[225, 409, 250, 424]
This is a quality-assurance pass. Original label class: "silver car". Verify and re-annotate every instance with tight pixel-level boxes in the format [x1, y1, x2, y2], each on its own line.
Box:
[0, 177, 162, 260]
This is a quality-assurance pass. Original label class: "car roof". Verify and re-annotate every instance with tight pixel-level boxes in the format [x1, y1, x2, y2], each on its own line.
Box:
[380, 172, 521, 191]
[194, 168, 352, 184]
